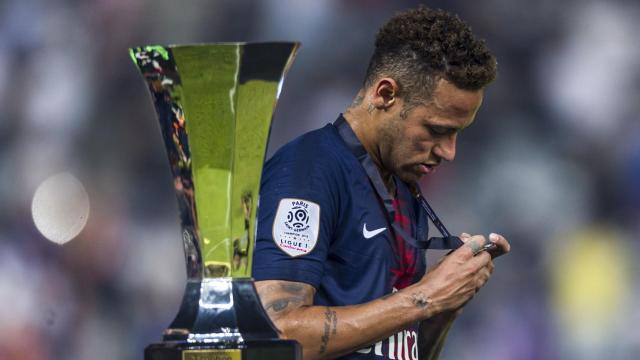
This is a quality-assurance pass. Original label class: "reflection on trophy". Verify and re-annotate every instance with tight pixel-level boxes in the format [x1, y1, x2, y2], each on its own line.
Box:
[130, 43, 301, 359]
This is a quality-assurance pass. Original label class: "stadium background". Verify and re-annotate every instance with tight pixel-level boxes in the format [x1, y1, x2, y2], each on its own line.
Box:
[1, 0, 639, 359]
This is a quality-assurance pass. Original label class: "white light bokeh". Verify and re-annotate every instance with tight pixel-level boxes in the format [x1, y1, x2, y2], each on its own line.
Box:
[31, 172, 90, 245]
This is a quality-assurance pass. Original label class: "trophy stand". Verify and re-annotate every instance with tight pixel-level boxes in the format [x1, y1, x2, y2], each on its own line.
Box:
[130, 43, 301, 360]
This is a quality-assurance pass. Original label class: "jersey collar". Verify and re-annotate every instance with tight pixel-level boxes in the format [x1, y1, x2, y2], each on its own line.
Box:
[334, 114, 396, 219]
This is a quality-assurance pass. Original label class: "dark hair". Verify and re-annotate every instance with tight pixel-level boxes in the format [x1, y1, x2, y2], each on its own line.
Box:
[364, 6, 497, 106]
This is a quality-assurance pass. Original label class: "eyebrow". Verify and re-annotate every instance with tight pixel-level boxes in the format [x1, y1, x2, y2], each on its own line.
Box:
[428, 122, 467, 132]
[426, 109, 475, 131]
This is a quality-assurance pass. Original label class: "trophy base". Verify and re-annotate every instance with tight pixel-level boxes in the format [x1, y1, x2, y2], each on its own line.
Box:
[145, 339, 302, 360]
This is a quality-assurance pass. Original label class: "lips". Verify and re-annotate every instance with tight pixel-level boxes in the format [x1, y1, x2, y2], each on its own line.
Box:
[417, 163, 435, 174]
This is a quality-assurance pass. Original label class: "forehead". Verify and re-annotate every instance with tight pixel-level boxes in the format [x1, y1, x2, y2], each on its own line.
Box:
[412, 79, 484, 128]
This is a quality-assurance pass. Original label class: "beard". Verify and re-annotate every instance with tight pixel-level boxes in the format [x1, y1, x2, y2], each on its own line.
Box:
[378, 118, 422, 184]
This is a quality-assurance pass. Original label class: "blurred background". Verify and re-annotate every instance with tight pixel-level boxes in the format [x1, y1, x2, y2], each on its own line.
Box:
[1, 0, 639, 359]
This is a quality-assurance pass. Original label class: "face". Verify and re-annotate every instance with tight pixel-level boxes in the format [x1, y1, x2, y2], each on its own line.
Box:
[378, 79, 484, 183]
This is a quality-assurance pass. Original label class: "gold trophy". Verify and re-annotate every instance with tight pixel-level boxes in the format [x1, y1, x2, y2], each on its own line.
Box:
[130, 43, 301, 359]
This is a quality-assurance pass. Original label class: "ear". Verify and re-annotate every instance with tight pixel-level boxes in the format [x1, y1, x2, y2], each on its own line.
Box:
[371, 78, 400, 111]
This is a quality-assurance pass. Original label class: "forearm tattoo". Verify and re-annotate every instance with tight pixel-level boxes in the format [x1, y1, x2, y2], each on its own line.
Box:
[412, 291, 430, 309]
[319, 307, 338, 354]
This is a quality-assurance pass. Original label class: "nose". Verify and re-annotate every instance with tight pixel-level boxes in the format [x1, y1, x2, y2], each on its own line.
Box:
[434, 133, 457, 162]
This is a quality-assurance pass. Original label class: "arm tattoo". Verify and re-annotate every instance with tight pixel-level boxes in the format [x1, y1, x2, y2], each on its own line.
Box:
[260, 281, 311, 316]
[412, 292, 431, 309]
[265, 296, 306, 313]
[281, 282, 305, 294]
[319, 307, 337, 354]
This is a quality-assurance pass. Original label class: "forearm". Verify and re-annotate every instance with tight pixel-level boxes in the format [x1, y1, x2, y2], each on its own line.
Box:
[417, 311, 457, 360]
[271, 289, 432, 360]
[257, 236, 502, 360]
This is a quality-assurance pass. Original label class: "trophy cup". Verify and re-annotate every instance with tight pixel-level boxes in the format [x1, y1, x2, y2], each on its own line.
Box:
[130, 43, 301, 359]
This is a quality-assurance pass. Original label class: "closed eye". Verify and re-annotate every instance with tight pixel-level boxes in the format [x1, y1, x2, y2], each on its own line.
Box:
[428, 125, 455, 136]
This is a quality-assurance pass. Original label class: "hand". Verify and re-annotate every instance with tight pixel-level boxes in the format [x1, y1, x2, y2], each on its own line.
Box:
[410, 235, 494, 318]
[461, 232, 511, 259]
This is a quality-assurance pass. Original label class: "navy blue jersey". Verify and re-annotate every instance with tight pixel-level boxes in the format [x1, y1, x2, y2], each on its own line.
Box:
[253, 115, 427, 359]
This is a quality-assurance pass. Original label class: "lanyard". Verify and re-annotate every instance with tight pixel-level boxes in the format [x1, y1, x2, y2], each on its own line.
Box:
[334, 114, 463, 250]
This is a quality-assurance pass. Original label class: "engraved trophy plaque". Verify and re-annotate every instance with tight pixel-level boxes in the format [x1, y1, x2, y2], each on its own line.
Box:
[130, 43, 301, 359]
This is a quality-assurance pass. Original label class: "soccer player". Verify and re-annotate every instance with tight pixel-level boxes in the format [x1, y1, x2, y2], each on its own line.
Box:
[252, 6, 511, 360]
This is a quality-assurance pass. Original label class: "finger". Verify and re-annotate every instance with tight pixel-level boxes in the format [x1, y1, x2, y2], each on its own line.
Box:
[479, 265, 492, 282]
[459, 234, 496, 257]
[467, 250, 491, 270]
[464, 235, 488, 257]
[473, 265, 492, 290]
[488, 233, 511, 257]
[475, 269, 491, 290]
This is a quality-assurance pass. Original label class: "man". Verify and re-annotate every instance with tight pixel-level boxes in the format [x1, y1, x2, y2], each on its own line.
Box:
[252, 6, 511, 360]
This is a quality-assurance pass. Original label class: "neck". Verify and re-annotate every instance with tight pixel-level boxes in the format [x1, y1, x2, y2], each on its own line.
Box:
[343, 103, 396, 196]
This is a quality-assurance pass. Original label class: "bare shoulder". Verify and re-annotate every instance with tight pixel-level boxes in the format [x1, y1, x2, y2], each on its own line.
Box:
[255, 280, 316, 320]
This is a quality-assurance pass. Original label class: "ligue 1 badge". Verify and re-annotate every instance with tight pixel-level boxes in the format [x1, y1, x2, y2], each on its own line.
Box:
[273, 198, 320, 257]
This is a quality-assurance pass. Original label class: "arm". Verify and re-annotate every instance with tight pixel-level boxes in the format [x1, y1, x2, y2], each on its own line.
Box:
[256, 280, 435, 360]
[256, 234, 502, 360]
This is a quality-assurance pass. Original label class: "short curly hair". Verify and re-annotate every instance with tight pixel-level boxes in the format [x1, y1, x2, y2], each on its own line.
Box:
[364, 6, 497, 106]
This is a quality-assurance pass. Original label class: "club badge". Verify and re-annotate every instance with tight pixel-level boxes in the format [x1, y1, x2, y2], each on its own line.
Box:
[272, 198, 320, 257]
